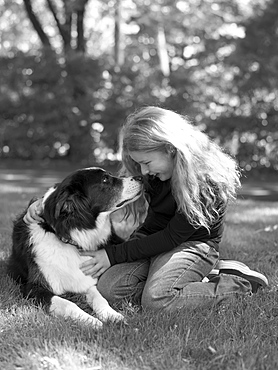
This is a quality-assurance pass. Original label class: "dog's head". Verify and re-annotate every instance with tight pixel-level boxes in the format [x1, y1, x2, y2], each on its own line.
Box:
[42, 167, 143, 246]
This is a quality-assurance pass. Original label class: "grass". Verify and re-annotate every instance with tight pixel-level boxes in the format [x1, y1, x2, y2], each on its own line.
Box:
[0, 169, 278, 370]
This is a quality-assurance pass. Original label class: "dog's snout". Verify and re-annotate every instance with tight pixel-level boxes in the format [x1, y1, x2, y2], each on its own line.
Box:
[133, 176, 143, 182]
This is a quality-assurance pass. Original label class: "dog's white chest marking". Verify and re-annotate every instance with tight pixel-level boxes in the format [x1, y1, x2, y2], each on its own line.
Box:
[69, 212, 112, 251]
[30, 224, 98, 295]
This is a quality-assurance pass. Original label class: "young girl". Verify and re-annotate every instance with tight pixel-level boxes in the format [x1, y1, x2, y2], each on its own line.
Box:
[25, 106, 268, 312]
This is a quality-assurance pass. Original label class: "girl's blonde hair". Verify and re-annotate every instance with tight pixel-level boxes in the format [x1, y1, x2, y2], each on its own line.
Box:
[118, 106, 241, 230]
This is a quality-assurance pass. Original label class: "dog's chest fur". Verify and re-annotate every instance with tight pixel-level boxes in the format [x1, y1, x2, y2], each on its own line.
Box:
[28, 214, 112, 295]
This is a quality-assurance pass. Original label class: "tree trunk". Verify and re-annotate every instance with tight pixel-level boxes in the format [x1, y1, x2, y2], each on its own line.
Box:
[114, 0, 124, 67]
[157, 25, 170, 76]
[47, 0, 72, 53]
[76, 7, 86, 53]
[23, 0, 52, 48]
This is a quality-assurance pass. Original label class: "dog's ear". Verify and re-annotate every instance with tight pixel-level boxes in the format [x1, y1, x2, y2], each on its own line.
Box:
[54, 192, 76, 219]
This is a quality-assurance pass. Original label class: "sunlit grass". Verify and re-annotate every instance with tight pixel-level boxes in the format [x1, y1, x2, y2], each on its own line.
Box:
[1, 172, 278, 369]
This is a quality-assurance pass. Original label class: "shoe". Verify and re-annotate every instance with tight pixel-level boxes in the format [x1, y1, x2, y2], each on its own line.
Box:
[202, 269, 220, 282]
[207, 269, 220, 280]
[216, 260, 268, 293]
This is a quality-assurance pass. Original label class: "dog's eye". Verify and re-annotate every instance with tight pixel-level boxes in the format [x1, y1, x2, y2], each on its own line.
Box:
[102, 175, 110, 184]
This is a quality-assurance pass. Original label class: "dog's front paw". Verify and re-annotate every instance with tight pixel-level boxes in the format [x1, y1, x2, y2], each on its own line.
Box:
[109, 311, 125, 322]
[97, 308, 124, 323]
[88, 316, 104, 329]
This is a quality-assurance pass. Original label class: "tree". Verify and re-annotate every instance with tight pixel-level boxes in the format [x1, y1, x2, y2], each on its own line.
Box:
[23, 0, 89, 54]
[114, 0, 124, 66]
[1, 0, 277, 172]
[211, 0, 278, 171]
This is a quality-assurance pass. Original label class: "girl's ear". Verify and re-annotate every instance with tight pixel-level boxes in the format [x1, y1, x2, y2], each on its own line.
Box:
[166, 144, 177, 156]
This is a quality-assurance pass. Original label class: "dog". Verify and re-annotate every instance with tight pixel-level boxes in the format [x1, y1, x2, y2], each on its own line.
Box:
[7, 167, 143, 329]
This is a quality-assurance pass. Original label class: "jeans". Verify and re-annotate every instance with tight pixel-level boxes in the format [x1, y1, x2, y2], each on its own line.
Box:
[97, 241, 252, 312]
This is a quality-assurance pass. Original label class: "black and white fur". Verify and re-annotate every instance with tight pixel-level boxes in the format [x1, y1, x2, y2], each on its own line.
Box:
[8, 167, 143, 329]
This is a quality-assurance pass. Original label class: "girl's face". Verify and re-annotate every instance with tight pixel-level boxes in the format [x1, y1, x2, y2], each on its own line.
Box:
[129, 150, 174, 181]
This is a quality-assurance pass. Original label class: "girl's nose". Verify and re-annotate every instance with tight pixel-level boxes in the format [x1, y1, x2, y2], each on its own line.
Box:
[140, 164, 149, 175]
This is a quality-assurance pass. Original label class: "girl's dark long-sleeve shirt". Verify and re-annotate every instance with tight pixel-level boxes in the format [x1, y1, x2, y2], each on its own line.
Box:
[105, 176, 225, 265]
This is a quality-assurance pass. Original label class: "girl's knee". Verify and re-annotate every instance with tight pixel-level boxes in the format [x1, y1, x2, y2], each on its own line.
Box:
[141, 284, 173, 310]
[97, 262, 149, 304]
[97, 274, 115, 302]
[98, 275, 145, 304]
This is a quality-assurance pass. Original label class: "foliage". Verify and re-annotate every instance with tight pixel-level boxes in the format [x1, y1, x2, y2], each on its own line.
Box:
[0, 50, 103, 163]
[0, 0, 277, 172]
[210, 0, 278, 172]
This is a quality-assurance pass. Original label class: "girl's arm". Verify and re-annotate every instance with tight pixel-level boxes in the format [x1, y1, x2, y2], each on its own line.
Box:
[105, 212, 199, 264]
[105, 208, 224, 265]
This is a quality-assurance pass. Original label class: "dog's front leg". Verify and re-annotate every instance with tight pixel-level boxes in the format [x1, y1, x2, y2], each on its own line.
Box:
[86, 286, 124, 322]
[50, 295, 103, 329]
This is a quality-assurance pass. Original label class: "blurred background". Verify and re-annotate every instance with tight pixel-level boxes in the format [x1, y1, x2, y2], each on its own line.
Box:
[0, 0, 277, 176]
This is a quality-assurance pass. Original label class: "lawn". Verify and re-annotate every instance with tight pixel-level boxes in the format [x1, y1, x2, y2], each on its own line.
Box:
[0, 168, 278, 370]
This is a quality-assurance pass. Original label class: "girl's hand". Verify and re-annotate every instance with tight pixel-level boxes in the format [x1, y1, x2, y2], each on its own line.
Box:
[79, 249, 111, 278]
[23, 198, 44, 224]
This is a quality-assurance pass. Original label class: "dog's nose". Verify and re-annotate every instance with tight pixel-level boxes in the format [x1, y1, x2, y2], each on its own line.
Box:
[133, 176, 143, 182]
